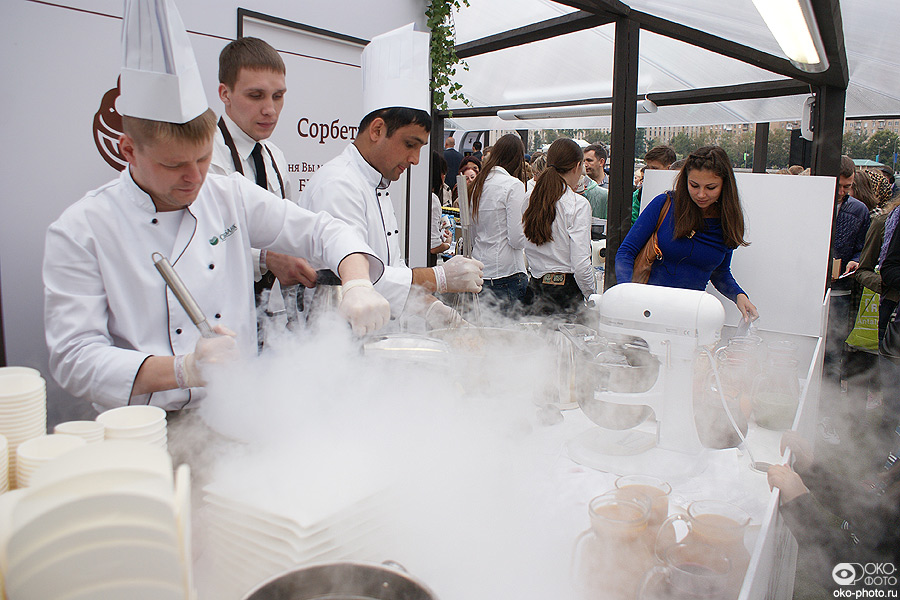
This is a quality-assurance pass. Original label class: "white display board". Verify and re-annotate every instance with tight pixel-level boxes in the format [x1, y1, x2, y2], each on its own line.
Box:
[640, 169, 835, 338]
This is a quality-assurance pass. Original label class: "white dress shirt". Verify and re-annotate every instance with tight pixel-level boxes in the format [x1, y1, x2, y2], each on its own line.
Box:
[43, 169, 382, 411]
[522, 187, 596, 299]
[300, 143, 414, 317]
[470, 166, 527, 279]
[210, 112, 294, 201]
[431, 193, 444, 249]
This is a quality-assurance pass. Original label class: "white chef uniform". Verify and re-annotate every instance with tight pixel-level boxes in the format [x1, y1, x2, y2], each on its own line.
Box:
[43, 169, 383, 411]
[298, 23, 429, 318]
[300, 143, 413, 317]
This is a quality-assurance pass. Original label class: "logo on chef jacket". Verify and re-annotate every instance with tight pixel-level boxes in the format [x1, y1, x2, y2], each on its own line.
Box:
[210, 224, 238, 245]
[92, 78, 126, 172]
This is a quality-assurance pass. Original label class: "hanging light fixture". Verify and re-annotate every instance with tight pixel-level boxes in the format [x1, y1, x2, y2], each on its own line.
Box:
[497, 99, 658, 121]
[752, 0, 829, 73]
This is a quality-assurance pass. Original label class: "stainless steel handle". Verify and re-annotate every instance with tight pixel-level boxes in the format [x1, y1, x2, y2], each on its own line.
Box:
[152, 252, 216, 338]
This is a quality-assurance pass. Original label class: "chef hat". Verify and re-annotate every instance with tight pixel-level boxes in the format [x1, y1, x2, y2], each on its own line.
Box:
[116, 0, 208, 123]
[361, 23, 431, 117]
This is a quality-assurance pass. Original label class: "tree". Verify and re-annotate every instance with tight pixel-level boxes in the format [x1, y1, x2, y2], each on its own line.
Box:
[634, 129, 648, 158]
[767, 128, 791, 169]
[669, 132, 693, 158]
[842, 130, 869, 159]
[866, 130, 900, 164]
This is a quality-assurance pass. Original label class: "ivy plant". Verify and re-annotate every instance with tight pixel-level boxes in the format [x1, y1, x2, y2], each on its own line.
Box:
[426, 0, 471, 112]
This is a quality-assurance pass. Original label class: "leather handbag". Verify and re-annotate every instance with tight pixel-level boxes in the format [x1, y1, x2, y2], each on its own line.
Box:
[632, 197, 671, 284]
[879, 305, 900, 362]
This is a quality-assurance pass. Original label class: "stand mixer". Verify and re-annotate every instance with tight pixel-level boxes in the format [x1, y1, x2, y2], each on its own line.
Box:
[567, 283, 725, 479]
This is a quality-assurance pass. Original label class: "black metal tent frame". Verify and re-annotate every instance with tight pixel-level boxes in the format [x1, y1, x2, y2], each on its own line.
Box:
[430, 0, 848, 288]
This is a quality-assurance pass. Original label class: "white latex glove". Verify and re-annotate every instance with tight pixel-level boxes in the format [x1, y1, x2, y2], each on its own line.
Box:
[434, 255, 484, 293]
[176, 325, 239, 388]
[338, 279, 391, 336]
[424, 300, 469, 330]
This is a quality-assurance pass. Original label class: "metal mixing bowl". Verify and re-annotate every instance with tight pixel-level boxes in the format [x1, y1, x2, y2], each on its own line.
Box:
[241, 561, 437, 600]
[577, 343, 658, 430]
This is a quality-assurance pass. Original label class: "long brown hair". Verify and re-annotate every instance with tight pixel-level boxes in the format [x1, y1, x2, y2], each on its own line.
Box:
[523, 138, 583, 246]
[468, 134, 525, 221]
[672, 146, 747, 248]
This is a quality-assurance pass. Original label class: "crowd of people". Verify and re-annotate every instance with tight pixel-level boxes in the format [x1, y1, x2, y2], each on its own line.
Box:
[437, 136, 758, 321]
[761, 157, 900, 597]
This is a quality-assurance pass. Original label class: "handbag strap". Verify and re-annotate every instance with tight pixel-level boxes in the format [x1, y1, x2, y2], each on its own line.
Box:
[648, 196, 671, 258]
[655, 196, 671, 232]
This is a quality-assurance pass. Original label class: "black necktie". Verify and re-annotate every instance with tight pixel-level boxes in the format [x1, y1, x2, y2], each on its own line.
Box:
[250, 143, 268, 190]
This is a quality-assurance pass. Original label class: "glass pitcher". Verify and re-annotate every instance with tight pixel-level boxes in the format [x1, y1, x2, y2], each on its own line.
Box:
[573, 491, 655, 600]
[752, 356, 801, 430]
[656, 500, 751, 600]
[639, 541, 731, 600]
[694, 372, 747, 449]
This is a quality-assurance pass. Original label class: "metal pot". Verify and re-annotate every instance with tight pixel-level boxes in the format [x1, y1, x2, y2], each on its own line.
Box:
[241, 560, 438, 600]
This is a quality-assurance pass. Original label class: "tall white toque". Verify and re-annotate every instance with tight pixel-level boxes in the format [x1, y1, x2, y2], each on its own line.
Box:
[116, 0, 208, 123]
[361, 23, 431, 118]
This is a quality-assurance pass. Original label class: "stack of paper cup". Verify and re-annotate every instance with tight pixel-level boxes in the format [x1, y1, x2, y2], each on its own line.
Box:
[15, 433, 86, 488]
[0, 369, 48, 489]
[0, 433, 8, 494]
[2, 441, 195, 599]
[53, 420, 105, 444]
[97, 405, 167, 451]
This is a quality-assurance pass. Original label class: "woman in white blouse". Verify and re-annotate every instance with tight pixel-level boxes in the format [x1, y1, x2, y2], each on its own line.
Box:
[522, 138, 596, 315]
[467, 134, 529, 309]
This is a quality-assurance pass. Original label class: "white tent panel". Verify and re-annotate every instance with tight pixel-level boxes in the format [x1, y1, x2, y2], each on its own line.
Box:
[448, 0, 900, 127]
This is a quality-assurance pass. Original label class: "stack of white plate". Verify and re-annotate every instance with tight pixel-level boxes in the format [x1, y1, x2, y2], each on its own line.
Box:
[202, 482, 384, 598]
[15, 434, 87, 488]
[0, 433, 8, 494]
[97, 406, 167, 450]
[54, 421, 105, 444]
[0, 369, 48, 489]
[0, 440, 194, 599]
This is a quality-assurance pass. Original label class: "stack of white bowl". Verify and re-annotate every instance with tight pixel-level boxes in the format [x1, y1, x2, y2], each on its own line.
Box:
[97, 405, 167, 450]
[15, 434, 87, 488]
[0, 433, 8, 494]
[54, 420, 105, 444]
[0, 368, 48, 489]
[202, 481, 384, 598]
[0, 440, 195, 599]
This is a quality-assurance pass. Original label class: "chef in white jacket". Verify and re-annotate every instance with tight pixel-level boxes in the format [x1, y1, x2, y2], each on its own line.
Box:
[43, 0, 390, 412]
[300, 24, 483, 327]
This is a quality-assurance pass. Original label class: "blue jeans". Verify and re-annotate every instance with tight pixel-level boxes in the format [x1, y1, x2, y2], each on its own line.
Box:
[479, 272, 529, 309]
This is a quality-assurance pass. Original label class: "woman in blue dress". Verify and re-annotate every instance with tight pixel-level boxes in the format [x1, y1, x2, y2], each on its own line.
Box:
[616, 145, 759, 322]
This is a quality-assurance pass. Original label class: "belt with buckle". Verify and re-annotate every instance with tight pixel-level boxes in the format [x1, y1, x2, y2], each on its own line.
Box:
[540, 273, 567, 286]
